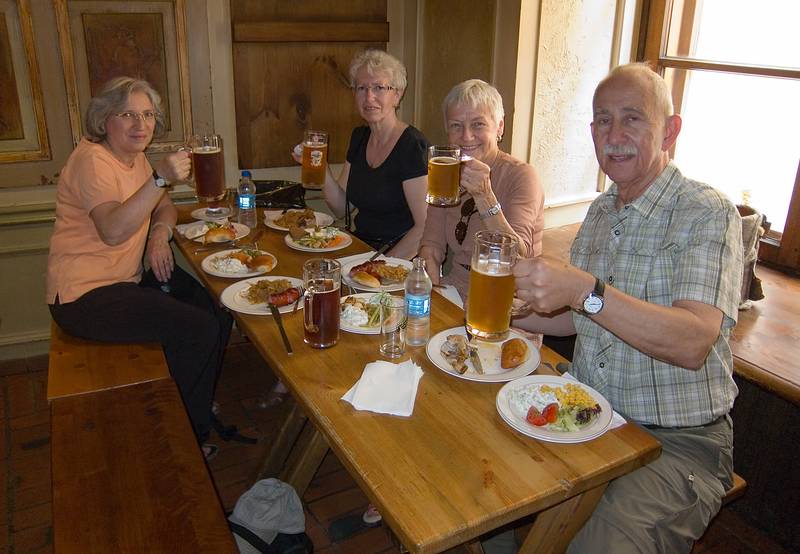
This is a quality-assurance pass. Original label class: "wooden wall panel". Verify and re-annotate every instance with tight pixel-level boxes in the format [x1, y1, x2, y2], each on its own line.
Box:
[231, 0, 388, 169]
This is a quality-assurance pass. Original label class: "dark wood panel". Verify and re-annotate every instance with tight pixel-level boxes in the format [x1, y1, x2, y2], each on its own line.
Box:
[233, 43, 374, 169]
[234, 21, 389, 43]
[230, 0, 386, 23]
[51, 379, 236, 553]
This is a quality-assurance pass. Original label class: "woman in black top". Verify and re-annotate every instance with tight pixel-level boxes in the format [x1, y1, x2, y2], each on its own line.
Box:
[294, 49, 429, 259]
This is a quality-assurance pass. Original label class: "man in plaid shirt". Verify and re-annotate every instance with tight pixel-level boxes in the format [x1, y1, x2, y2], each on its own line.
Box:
[514, 63, 742, 553]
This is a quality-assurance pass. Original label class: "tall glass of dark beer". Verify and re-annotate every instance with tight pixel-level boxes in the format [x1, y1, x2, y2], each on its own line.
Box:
[188, 134, 225, 203]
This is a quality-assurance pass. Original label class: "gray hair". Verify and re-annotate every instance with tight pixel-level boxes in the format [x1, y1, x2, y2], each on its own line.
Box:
[442, 79, 505, 127]
[594, 63, 674, 120]
[348, 49, 408, 97]
[84, 76, 166, 142]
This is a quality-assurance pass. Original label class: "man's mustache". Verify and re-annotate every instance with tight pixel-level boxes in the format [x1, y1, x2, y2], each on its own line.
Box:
[604, 145, 638, 156]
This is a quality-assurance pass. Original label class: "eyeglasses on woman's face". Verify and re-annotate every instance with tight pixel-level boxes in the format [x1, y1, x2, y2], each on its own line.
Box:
[114, 110, 158, 123]
[455, 197, 477, 245]
[353, 84, 395, 97]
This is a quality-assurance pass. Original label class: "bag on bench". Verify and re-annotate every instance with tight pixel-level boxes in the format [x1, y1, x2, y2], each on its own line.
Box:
[228, 478, 313, 554]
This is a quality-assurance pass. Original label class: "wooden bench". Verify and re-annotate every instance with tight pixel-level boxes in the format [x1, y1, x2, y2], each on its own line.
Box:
[51, 379, 237, 552]
[721, 472, 747, 506]
[47, 320, 170, 400]
[48, 322, 237, 553]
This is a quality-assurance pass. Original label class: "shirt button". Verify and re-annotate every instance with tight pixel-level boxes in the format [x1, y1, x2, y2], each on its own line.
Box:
[614, 230, 620, 235]
[599, 362, 605, 368]
[608, 276, 614, 283]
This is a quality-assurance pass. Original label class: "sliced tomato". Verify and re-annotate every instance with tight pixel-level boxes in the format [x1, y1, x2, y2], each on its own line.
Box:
[543, 403, 559, 424]
[526, 405, 548, 426]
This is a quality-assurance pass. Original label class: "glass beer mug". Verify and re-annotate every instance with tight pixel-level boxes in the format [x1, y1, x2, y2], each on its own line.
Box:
[303, 258, 341, 348]
[187, 134, 225, 203]
[465, 230, 519, 341]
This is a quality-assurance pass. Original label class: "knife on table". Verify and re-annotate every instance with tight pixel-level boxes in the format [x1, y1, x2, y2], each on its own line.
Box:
[268, 303, 293, 355]
[368, 242, 392, 262]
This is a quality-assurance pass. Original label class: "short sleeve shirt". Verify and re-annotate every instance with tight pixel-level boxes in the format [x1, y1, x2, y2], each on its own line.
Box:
[570, 162, 743, 427]
[346, 125, 429, 245]
[46, 138, 153, 303]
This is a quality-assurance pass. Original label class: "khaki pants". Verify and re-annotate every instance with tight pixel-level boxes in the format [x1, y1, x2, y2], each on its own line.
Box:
[567, 416, 733, 554]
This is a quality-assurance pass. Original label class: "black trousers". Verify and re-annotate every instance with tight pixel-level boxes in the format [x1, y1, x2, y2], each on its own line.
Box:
[49, 266, 232, 442]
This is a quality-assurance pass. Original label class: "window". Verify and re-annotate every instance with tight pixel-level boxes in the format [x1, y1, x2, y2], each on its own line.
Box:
[641, 0, 800, 271]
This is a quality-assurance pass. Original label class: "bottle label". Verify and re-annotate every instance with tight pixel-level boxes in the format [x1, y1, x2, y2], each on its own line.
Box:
[406, 294, 430, 317]
[238, 194, 255, 210]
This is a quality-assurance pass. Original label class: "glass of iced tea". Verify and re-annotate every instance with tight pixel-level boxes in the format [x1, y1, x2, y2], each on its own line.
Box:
[301, 130, 328, 190]
[303, 258, 341, 348]
[465, 230, 519, 341]
[426, 145, 461, 206]
[188, 134, 225, 203]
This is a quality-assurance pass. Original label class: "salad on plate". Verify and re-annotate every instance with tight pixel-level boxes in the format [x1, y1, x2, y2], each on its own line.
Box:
[509, 381, 602, 432]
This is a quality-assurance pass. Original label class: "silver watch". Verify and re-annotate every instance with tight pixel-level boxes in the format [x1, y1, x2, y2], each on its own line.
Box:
[581, 277, 605, 315]
[152, 170, 169, 188]
[479, 202, 501, 220]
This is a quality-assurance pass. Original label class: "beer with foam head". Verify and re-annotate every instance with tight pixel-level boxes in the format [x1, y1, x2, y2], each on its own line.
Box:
[301, 130, 328, 189]
[465, 231, 519, 340]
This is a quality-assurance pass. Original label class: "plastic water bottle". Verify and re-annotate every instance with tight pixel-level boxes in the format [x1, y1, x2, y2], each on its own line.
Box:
[405, 257, 432, 346]
[237, 170, 257, 228]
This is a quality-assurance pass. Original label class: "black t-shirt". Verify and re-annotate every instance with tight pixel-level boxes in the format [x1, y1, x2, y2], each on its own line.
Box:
[346, 125, 429, 248]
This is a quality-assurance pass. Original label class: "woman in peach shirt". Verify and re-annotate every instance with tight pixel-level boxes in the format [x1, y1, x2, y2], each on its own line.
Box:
[419, 79, 544, 301]
[46, 77, 231, 460]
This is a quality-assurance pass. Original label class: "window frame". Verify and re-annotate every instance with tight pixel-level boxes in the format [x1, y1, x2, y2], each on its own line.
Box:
[639, 0, 800, 272]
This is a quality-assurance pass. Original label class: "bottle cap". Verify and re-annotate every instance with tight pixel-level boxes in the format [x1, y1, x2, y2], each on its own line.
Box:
[242, 170, 252, 178]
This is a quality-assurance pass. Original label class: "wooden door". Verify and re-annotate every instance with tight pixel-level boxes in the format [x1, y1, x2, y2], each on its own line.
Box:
[231, 1, 388, 169]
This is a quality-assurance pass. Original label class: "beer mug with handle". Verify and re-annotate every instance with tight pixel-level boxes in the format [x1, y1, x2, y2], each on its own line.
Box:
[303, 258, 341, 348]
[465, 230, 519, 341]
[188, 134, 225, 203]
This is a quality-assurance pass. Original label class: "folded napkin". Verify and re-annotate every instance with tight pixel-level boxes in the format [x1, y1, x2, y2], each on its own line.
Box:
[433, 284, 463, 309]
[342, 359, 424, 417]
[561, 372, 627, 429]
[336, 251, 375, 266]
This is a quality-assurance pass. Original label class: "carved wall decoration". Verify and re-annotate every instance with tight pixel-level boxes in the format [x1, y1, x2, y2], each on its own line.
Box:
[54, 0, 192, 152]
[0, 0, 50, 163]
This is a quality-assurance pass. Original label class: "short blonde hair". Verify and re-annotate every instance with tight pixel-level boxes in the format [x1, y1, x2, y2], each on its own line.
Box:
[594, 63, 674, 120]
[348, 49, 408, 97]
[442, 79, 505, 127]
[84, 76, 166, 142]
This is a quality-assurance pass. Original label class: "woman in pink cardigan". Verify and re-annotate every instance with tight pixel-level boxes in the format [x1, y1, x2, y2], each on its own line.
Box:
[419, 79, 544, 301]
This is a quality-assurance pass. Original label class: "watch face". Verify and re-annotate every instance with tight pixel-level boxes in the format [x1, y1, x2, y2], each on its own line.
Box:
[583, 293, 604, 314]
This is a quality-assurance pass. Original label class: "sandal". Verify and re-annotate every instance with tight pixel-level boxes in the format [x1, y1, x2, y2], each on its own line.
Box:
[202, 443, 219, 461]
[362, 504, 382, 526]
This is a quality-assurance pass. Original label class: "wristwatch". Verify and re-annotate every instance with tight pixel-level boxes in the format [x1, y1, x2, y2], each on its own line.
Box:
[581, 277, 606, 315]
[479, 202, 502, 220]
[152, 170, 169, 188]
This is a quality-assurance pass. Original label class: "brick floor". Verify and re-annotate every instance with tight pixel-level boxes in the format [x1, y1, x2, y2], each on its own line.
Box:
[0, 342, 791, 554]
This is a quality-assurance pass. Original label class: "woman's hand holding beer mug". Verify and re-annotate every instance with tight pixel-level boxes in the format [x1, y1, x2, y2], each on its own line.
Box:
[155, 149, 191, 185]
[512, 256, 596, 314]
[459, 157, 494, 203]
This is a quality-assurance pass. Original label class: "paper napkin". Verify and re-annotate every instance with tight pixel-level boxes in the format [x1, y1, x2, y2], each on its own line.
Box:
[342, 359, 424, 417]
[561, 372, 627, 429]
[433, 284, 463, 309]
[336, 251, 375, 266]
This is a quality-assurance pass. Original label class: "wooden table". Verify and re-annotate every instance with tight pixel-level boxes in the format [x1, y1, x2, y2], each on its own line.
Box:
[174, 205, 661, 553]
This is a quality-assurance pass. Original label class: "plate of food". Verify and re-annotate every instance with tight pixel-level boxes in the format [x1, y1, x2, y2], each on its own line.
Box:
[495, 375, 612, 443]
[339, 292, 391, 335]
[201, 248, 277, 278]
[284, 227, 352, 252]
[426, 327, 540, 383]
[183, 221, 250, 244]
[265, 208, 335, 231]
[342, 258, 412, 292]
[220, 276, 303, 315]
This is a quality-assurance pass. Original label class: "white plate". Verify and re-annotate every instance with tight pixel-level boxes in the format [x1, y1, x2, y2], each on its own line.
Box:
[284, 229, 352, 252]
[264, 210, 335, 231]
[496, 375, 613, 443]
[341, 257, 413, 293]
[184, 221, 250, 243]
[201, 249, 277, 279]
[427, 327, 540, 383]
[220, 276, 303, 315]
[339, 292, 389, 335]
[191, 207, 233, 222]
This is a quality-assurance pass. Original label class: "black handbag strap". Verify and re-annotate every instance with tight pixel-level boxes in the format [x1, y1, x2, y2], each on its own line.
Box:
[229, 520, 274, 553]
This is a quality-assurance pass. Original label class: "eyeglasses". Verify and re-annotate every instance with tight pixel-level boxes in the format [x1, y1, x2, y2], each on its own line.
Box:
[352, 84, 395, 96]
[455, 197, 477, 245]
[114, 111, 158, 123]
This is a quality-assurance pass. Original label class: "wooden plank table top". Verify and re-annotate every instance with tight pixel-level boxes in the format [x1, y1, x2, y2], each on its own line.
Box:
[51, 378, 237, 553]
[174, 205, 661, 553]
[47, 320, 170, 401]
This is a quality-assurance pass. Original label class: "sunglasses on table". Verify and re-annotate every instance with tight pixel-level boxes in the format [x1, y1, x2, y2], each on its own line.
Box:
[455, 197, 477, 245]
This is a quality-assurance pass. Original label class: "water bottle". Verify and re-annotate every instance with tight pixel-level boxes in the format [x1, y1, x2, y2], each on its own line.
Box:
[405, 257, 432, 346]
[237, 170, 257, 228]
